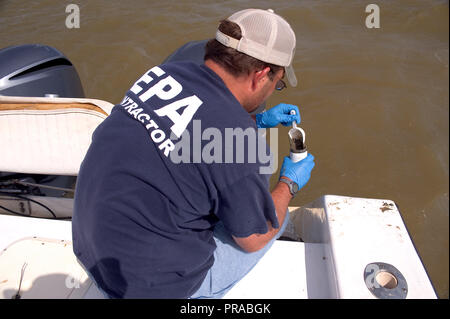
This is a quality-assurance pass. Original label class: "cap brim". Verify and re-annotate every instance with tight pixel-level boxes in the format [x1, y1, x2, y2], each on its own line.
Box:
[285, 64, 297, 87]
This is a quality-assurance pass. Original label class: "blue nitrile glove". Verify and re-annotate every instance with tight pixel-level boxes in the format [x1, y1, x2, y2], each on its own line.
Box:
[255, 103, 301, 128]
[279, 154, 315, 190]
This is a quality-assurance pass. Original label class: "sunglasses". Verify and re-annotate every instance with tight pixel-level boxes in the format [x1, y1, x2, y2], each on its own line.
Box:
[275, 79, 287, 91]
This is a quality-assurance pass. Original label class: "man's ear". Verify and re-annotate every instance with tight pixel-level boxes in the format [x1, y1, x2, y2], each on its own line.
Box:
[251, 67, 271, 91]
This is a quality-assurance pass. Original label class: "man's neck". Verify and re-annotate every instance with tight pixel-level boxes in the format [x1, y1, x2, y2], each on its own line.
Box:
[204, 59, 250, 110]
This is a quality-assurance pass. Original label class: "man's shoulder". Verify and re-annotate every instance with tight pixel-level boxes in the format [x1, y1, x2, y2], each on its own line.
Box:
[159, 61, 222, 89]
[156, 61, 253, 126]
[159, 60, 202, 74]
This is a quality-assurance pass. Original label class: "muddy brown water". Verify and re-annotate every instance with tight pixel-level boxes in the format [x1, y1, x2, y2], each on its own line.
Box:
[0, 0, 448, 298]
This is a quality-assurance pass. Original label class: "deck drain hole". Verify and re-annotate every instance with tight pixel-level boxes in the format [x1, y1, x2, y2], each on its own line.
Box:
[364, 262, 408, 299]
[376, 271, 398, 289]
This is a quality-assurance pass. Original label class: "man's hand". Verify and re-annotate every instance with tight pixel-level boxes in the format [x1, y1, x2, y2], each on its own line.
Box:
[255, 103, 301, 128]
[232, 154, 315, 253]
[280, 154, 315, 190]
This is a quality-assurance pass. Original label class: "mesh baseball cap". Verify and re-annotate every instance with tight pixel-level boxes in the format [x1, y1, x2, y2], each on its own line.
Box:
[215, 8, 297, 87]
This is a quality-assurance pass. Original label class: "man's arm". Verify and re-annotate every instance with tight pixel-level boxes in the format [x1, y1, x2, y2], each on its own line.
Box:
[232, 180, 292, 252]
[232, 154, 315, 253]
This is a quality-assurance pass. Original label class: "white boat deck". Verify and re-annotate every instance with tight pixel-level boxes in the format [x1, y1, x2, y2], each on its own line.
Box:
[0, 215, 97, 299]
[0, 194, 438, 299]
[224, 240, 309, 298]
[0, 213, 310, 299]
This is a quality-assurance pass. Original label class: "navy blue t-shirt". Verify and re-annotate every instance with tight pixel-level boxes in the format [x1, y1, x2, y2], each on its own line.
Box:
[72, 61, 278, 298]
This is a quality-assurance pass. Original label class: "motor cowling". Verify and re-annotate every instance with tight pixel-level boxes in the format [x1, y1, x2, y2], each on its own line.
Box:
[0, 44, 84, 98]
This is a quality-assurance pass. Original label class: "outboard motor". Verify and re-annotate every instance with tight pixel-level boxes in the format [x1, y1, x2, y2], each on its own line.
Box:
[0, 44, 84, 97]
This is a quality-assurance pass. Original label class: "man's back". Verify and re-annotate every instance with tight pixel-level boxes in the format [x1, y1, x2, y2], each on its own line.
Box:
[72, 61, 277, 298]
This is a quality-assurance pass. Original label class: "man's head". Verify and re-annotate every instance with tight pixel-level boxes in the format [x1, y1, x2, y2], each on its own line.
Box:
[204, 9, 297, 112]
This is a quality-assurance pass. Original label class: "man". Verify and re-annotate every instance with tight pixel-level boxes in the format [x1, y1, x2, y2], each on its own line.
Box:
[72, 8, 315, 298]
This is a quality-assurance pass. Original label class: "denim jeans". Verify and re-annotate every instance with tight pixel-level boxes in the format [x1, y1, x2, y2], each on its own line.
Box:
[190, 211, 290, 299]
